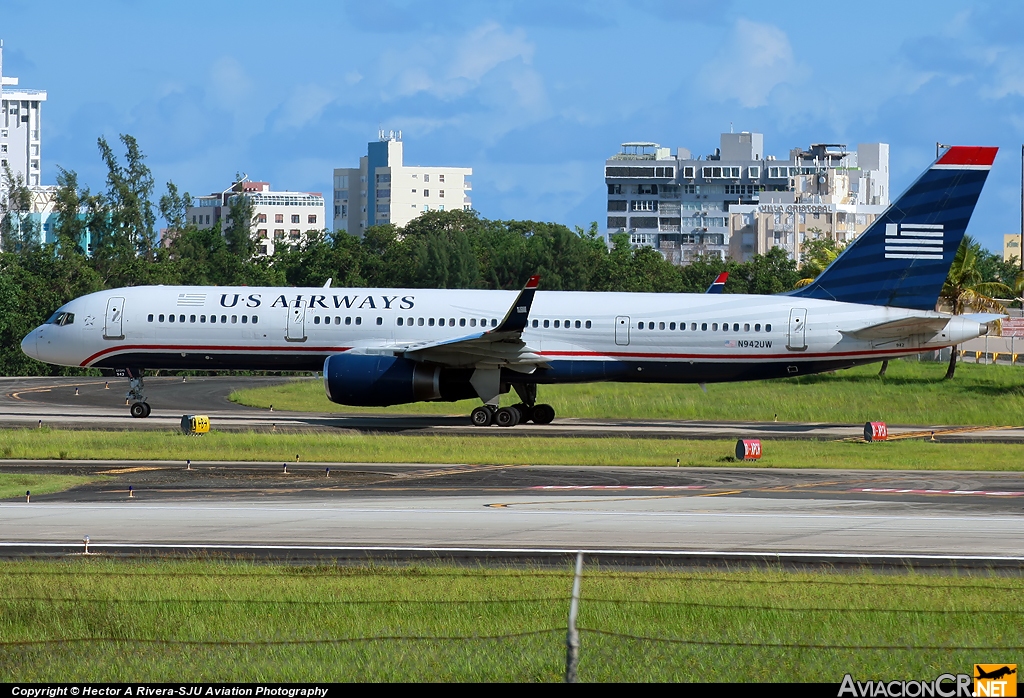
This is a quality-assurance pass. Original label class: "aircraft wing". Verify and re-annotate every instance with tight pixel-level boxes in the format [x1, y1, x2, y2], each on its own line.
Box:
[840, 316, 950, 340]
[395, 275, 547, 371]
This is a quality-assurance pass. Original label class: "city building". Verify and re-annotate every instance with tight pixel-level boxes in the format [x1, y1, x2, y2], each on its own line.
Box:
[333, 130, 472, 236]
[604, 132, 889, 265]
[1004, 233, 1021, 264]
[186, 179, 326, 256]
[0, 39, 46, 191]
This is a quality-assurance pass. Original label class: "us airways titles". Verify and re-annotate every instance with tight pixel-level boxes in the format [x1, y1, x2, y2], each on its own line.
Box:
[218, 293, 416, 310]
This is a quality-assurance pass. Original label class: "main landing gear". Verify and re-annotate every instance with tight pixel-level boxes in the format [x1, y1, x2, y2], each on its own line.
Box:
[469, 383, 555, 427]
[124, 372, 151, 418]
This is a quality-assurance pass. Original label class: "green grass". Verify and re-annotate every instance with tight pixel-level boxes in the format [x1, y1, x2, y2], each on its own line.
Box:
[0, 473, 106, 499]
[1, 429, 1023, 470]
[0, 559, 1020, 682]
[230, 359, 1024, 425]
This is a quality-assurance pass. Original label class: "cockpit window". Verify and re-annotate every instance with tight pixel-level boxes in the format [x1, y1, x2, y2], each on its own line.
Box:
[45, 311, 75, 326]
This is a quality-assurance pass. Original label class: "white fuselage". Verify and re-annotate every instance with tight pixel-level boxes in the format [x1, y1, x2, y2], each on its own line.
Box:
[22, 285, 984, 383]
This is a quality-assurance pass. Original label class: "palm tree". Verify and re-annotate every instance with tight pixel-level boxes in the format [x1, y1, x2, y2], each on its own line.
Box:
[938, 236, 1012, 379]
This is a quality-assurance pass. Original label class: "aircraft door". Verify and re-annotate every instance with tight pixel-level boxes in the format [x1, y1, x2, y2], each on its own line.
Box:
[104, 297, 125, 340]
[286, 301, 307, 342]
[615, 316, 630, 346]
[787, 308, 807, 350]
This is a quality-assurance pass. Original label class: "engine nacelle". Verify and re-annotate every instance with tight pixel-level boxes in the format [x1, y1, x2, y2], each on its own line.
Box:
[323, 353, 443, 407]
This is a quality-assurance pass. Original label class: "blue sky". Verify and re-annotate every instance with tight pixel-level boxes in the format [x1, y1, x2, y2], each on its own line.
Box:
[3, 0, 1024, 253]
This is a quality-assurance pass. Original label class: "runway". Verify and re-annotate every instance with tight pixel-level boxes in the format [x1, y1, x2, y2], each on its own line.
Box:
[3, 375, 1024, 442]
[2, 459, 1023, 564]
[3, 376, 1023, 565]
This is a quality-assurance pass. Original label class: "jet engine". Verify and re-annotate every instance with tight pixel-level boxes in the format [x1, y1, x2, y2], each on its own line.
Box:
[323, 353, 477, 406]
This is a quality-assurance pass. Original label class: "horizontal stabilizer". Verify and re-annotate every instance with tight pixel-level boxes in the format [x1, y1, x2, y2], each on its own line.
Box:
[840, 316, 949, 340]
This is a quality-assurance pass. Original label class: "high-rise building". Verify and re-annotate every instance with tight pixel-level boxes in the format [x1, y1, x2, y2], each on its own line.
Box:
[0, 39, 46, 192]
[604, 132, 889, 265]
[185, 179, 326, 256]
[333, 130, 472, 236]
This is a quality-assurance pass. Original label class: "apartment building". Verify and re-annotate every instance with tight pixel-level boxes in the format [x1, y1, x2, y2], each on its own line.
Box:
[333, 130, 472, 236]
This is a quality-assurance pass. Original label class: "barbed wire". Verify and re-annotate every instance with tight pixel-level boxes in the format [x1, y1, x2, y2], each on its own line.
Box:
[578, 628, 1024, 651]
[4, 569, 1022, 591]
[0, 628, 563, 648]
[580, 598, 1024, 615]
[0, 596, 566, 605]
[1, 596, 1020, 616]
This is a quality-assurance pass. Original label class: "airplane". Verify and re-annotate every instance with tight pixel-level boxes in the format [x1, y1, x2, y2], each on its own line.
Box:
[21, 145, 1001, 427]
[706, 272, 728, 294]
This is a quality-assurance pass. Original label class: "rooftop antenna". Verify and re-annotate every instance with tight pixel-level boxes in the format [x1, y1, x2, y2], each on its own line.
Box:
[730, 122, 733, 133]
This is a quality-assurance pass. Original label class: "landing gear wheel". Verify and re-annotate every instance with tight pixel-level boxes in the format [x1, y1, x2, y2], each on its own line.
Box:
[532, 403, 555, 425]
[470, 406, 494, 427]
[130, 402, 149, 419]
[512, 403, 534, 423]
[495, 406, 521, 427]
[141, 402, 151, 418]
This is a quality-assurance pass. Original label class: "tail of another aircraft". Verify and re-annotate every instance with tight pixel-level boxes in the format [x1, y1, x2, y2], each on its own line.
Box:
[706, 272, 728, 293]
[790, 146, 997, 310]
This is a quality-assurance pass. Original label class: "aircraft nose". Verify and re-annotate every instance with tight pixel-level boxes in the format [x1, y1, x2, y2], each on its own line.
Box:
[21, 329, 38, 361]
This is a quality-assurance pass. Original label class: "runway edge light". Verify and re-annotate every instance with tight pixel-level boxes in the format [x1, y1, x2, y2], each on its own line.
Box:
[736, 439, 762, 461]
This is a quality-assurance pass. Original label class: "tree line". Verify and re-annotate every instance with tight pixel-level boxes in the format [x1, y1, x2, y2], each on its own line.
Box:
[1, 134, 1020, 376]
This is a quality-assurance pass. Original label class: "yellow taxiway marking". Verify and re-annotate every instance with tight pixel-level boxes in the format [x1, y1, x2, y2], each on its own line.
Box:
[97, 466, 168, 475]
[696, 489, 743, 497]
[9, 380, 111, 401]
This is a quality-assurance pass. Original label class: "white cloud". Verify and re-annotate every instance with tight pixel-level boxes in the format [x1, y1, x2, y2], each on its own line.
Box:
[700, 18, 806, 108]
[274, 84, 335, 130]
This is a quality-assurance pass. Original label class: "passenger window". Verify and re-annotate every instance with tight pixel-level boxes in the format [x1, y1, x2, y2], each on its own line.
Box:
[491, 319, 497, 327]
[554, 320, 560, 328]
[406, 317, 412, 325]
[242, 316, 248, 324]
[722, 324, 728, 332]
[148, 314, 154, 322]
[313, 316, 320, 325]
[169, 315, 175, 323]
[669, 322, 675, 330]
[712, 323, 718, 331]
[190, 315, 196, 323]
[733, 323, 739, 331]
[564, 320, 570, 328]
[252, 316, 258, 324]
[691, 323, 697, 331]
[460, 318, 466, 327]
[418, 318, 424, 326]
[531, 319, 537, 328]
[345, 317, 352, 325]
[397, 317, 404, 326]
[471, 319, 478, 327]
[543, 320, 549, 328]
[200, 315, 206, 323]
[179, 315, 185, 323]
[744, 323, 750, 331]
[209, 315, 215, 324]
[355, 317, 362, 325]
[449, 318, 455, 327]
[575, 320, 581, 329]
[429, 318, 435, 326]
[755, 324, 761, 332]
[220, 315, 227, 323]
[637, 322, 643, 330]
[701, 323, 707, 331]
[659, 322, 665, 330]
[585, 320, 592, 329]
[766, 324, 772, 332]
[231, 315, 237, 324]
[377, 317, 383, 325]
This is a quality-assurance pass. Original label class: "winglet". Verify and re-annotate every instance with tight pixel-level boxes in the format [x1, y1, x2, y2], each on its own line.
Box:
[492, 275, 541, 334]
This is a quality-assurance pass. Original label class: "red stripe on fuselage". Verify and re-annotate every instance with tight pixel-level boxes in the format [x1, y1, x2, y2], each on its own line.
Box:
[539, 347, 929, 360]
[81, 344, 352, 367]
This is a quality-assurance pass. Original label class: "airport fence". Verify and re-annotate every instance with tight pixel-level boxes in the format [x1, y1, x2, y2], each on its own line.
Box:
[1, 556, 1023, 682]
